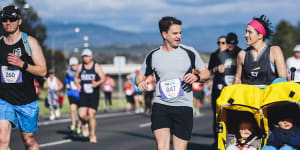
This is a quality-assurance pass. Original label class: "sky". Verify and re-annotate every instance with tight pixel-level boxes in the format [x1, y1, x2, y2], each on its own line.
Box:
[1, 0, 299, 32]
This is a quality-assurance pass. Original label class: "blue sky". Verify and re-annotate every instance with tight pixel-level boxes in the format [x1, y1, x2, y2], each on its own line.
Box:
[3, 0, 300, 32]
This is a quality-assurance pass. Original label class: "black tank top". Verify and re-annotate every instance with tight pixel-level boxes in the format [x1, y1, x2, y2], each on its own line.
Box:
[0, 37, 36, 105]
[79, 62, 100, 94]
[242, 45, 278, 85]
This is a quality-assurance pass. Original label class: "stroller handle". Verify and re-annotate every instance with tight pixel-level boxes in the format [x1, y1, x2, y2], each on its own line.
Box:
[291, 67, 296, 81]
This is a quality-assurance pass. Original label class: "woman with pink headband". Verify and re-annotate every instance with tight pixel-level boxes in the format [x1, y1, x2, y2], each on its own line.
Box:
[234, 15, 287, 88]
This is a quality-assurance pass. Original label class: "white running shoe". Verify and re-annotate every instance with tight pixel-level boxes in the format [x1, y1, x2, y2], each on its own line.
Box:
[55, 109, 61, 118]
[82, 124, 89, 137]
[49, 114, 55, 121]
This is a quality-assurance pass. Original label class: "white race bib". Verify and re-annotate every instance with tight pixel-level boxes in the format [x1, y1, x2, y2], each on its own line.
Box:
[224, 75, 235, 85]
[70, 81, 77, 90]
[125, 89, 134, 96]
[159, 78, 184, 100]
[1, 66, 22, 83]
[83, 83, 94, 94]
[104, 85, 112, 91]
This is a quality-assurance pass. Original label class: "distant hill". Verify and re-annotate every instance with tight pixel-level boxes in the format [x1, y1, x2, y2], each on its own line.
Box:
[44, 21, 248, 53]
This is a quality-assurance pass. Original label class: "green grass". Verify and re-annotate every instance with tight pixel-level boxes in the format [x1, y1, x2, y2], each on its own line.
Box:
[38, 89, 127, 116]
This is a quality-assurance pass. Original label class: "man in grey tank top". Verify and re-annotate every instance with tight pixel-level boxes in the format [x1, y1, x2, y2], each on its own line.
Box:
[136, 16, 210, 150]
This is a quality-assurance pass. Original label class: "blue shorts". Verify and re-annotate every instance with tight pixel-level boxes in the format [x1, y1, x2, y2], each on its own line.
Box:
[0, 98, 39, 133]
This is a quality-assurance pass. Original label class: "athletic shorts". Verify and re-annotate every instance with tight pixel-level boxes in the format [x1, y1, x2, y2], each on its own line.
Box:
[79, 93, 99, 110]
[126, 95, 134, 104]
[193, 90, 204, 101]
[68, 96, 79, 105]
[0, 98, 39, 133]
[151, 103, 193, 140]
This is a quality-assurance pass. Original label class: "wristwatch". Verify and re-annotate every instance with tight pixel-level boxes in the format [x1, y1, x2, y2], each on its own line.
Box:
[22, 62, 28, 70]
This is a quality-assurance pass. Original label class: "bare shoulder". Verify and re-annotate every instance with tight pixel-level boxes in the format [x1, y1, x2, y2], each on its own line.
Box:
[27, 36, 39, 46]
[237, 49, 246, 59]
[270, 45, 283, 53]
[95, 63, 103, 71]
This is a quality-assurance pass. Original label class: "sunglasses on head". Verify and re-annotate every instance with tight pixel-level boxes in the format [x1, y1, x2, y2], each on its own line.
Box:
[217, 41, 226, 45]
[1, 17, 19, 22]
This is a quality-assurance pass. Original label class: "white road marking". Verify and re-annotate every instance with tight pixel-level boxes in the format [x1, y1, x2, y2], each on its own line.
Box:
[139, 122, 151, 128]
[39, 139, 72, 148]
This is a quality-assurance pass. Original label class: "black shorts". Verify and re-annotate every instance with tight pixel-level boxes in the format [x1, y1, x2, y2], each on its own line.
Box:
[126, 95, 134, 104]
[193, 90, 204, 101]
[151, 103, 193, 140]
[79, 92, 99, 110]
[68, 96, 79, 105]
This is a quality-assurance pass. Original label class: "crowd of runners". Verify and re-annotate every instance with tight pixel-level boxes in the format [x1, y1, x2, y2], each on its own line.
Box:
[1, 4, 300, 150]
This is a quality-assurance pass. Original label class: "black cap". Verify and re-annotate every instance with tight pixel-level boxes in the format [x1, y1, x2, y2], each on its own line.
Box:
[226, 32, 238, 44]
[1, 5, 21, 18]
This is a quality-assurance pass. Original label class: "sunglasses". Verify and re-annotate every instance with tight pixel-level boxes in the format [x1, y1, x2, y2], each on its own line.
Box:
[1, 17, 19, 23]
[217, 41, 226, 45]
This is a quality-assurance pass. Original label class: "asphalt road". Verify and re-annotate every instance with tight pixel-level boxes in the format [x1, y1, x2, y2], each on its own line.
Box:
[10, 103, 214, 150]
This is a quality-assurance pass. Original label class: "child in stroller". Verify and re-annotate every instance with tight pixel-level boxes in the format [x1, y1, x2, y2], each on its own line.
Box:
[262, 107, 300, 150]
[227, 119, 261, 150]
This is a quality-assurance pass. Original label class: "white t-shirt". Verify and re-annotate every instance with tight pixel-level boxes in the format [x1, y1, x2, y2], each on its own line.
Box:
[286, 56, 300, 82]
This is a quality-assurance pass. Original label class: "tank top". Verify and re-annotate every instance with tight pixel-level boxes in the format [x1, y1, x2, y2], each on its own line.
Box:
[0, 37, 36, 105]
[242, 45, 278, 86]
[47, 77, 58, 91]
[79, 62, 100, 94]
[65, 68, 80, 98]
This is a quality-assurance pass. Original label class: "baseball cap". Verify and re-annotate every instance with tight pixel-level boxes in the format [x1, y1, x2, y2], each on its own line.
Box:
[69, 57, 79, 65]
[0, 5, 21, 19]
[226, 32, 238, 44]
[81, 48, 93, 56]
[294, 45, 300, 52]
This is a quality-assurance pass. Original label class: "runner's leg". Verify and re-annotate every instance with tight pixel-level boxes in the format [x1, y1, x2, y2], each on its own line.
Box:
[0, 120, 12, 149]
[21, 132, 39, 150]
[153, 128, 170, 150]
[173, 135, 188, 150]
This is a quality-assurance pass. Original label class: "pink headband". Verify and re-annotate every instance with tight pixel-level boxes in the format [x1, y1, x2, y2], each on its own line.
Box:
[248, 20, 266, 36]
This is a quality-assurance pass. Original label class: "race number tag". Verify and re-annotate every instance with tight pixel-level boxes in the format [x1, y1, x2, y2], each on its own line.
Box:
[125, 89, 134, 96]
[70, 81, 77, 90]
[159, 78, 184, 100]
[104, 85, 112, 91]
[1, 66, 22, 83]
[83, 83, 94, 94]
[224, 75, 235, 85]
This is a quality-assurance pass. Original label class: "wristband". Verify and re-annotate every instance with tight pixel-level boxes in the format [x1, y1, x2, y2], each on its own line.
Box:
[22, 62, 28, 70]
[195, 74, 200, 82]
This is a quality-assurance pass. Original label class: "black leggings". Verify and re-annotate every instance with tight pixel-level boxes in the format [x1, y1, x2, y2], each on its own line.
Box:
[104, 92, 112, 106]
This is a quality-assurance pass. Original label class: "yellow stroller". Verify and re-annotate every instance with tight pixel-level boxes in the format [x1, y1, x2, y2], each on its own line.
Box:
[260, 82, 300, 149]
[216, 84, 265, 150]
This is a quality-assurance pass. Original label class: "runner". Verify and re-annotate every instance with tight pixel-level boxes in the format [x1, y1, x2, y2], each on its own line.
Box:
[136, 16, 210, 150]
[74, 48, 106, 143]
[192, 80, 204, 117]
[132, 70, 144, 113]
[234, 15, 287, 87]
[143, 74, 155, 115]
[286, 45, 300, 82]
[0, 5, 46, 150]
[102, 75, 115, 111]
[45, 72, 63, 120]
[124, 74, 135, 112]
[65, 56, 81, 134]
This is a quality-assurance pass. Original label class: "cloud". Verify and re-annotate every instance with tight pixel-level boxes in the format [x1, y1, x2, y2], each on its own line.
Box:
[26, 0, 300, 32]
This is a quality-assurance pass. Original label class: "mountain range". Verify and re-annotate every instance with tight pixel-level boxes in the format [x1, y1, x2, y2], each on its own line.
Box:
[44, 22, 249, 53]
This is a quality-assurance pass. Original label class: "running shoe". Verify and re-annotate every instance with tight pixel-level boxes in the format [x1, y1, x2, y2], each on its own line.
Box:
[76, 127, 81, 135]
[69, 125, 76, 132]
[55, 109, 61, 118]
[82, 124, 89, 137]
[89, 135, 97, 143]
[49, 114, 55, 121]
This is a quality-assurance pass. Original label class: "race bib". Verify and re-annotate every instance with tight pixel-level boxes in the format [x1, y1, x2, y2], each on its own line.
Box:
[147, 84, 154, 91]
[70, 81, 77, 90]
[83, 83, 94, 94]
[1, 66, 22, 83]
[104, 85, 112, 91]
[224, 75, 235, 85]
[159, 78, 184, 100]
[125, 89, 134, 96]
